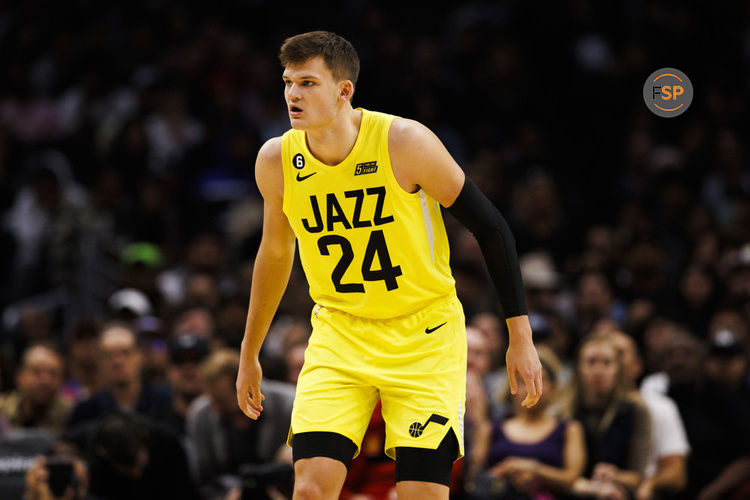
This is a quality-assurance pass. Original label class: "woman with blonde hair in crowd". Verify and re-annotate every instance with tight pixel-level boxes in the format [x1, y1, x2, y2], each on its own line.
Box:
[467, 346, 586, 499]
[566, 335, 652, 499]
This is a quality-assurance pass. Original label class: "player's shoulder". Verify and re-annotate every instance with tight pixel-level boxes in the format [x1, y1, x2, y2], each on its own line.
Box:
[389, 116, 433, 142]
[256, 136, 283, 167]
[388, 117, 440, 157]
[255, 136, 283, 199]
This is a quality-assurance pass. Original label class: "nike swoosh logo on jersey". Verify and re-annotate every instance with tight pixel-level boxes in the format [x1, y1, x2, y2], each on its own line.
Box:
[425, 322, 447, 334]
[296, 172, 317, 181]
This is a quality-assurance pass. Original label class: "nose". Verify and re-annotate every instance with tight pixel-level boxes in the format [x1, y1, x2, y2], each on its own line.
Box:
[287, 83, 302, 101]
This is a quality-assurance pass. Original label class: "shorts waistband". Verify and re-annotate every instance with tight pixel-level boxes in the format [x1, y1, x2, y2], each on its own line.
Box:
[313, 290, 459, 323]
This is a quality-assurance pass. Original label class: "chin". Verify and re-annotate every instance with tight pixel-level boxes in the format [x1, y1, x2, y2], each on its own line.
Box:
[289, 120, 307, 131]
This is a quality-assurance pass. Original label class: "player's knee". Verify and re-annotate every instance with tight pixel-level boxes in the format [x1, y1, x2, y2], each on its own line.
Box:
[293, 476, 326, 500]
[293, 454, 349, 500]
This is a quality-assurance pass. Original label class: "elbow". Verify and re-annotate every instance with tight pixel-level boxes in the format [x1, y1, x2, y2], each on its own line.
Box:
[257, 240, 295, 263]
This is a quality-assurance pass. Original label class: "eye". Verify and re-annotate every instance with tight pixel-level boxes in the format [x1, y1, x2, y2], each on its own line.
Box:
[302, 80, 314, 86]
[283, 80, 292, 86]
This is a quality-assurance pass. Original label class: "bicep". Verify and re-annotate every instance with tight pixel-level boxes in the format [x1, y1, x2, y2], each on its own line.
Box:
[389, 118, 465, 206]
[255, 138, 296, 256]
[657, 454, 686, 475]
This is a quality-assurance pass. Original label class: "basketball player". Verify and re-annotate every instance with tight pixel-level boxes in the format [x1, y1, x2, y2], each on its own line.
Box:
[236, 31, 542, 499]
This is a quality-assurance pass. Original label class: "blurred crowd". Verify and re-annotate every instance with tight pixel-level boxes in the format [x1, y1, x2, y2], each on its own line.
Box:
[1, 1, 750, 499]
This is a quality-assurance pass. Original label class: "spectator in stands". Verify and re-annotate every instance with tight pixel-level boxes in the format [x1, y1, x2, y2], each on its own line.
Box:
[162, 334, 209, 435]
[464, 327, 494, 485]
[68, 323, 171, 428]
[703, 328, 749, 398]
[283, 338, 307, 385]
[134, 315, 168, 386]
[574, 271, 627, 337]
[172, 305, 218, 347]
[564, 336, 651, 495]
[467, 347, 585, 499]
[597, 330, 689, 500]
[62, 320, 101, 404]
[0, 344, 72, 437]
[650, 331, 750, 499]
[66, 411, 194, 500]
[187, 349, 294, 498]
[24, 446, 90, 500]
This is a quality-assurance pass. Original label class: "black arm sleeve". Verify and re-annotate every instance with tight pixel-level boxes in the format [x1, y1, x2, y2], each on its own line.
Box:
[446, 176, 527, 319]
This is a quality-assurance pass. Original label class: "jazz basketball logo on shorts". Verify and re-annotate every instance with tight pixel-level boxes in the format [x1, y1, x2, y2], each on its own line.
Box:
[409, 413, 449, 438]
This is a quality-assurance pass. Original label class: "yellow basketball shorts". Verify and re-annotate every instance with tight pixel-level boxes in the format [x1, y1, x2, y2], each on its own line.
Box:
[287, 293, 467, 461]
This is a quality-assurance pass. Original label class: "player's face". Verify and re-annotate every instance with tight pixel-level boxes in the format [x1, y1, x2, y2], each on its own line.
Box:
[282, 56, 346, 131]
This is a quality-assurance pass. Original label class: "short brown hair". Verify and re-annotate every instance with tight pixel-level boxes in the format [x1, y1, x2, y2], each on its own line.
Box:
[279, 31, 360, 85]
[201, 348, 240, 385]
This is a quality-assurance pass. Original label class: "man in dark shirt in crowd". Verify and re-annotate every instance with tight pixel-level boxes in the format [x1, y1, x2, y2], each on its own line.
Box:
[661, 331, 750, 499]
[68, 322, 170, 429]
[160, 334, 209, 435]
[65, 411, 194, 500]
[187, 349, 294, 498]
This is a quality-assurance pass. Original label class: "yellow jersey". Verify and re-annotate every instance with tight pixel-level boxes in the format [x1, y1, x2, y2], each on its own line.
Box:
[281, 108, 455, 319]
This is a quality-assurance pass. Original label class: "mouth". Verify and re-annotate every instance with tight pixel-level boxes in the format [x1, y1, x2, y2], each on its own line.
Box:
[289, 105, 303, 118]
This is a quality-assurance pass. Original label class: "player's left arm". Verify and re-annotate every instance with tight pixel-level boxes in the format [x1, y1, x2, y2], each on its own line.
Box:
[389, 118, 542, 407]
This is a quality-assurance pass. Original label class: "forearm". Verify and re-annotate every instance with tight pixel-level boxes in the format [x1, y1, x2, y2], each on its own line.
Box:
[447, 177, 527, 319]
[534, 463, 580, 491]
[241, 243, 295, 358]
[612, 469, 641, 489]
[699, 456, 750, 498]
[648, 456, 687, 491]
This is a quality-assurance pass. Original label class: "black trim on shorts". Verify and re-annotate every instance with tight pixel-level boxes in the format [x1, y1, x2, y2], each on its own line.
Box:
[291, 431, 358, 469]
[395, 430, 459, 486]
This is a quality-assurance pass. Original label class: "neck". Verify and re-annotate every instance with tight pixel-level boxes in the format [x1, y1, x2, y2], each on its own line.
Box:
[305, 105, 360, 166]
[172, 391, 199, 417]
[111, 379, 141, 408]
[20, 396, 49, 419]
[518, 407, 548, 423]
[582, 391, 610, 410]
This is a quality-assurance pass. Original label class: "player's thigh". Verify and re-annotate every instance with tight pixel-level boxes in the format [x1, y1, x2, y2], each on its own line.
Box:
[289, 306, 381, 455]
[378, 314, 467, 461]
[395, 481, 449, 500]
[289, 364, 379, 454]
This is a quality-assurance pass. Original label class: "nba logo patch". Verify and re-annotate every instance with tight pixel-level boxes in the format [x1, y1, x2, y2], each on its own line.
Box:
[354, 161, 378, 176]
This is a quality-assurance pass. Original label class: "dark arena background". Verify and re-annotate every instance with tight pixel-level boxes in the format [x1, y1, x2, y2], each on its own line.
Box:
[1, 1, 749, 499]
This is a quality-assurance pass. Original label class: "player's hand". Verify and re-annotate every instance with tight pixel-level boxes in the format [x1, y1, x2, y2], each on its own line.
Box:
[505, 321, 543, 408]
[236, 353, 265, 419]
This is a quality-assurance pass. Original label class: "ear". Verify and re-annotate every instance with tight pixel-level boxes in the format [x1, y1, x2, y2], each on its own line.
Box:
[339, 80, 354, 102]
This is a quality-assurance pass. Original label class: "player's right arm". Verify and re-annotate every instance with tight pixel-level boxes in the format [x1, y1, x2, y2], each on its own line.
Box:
[236, 137, 296, 420]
